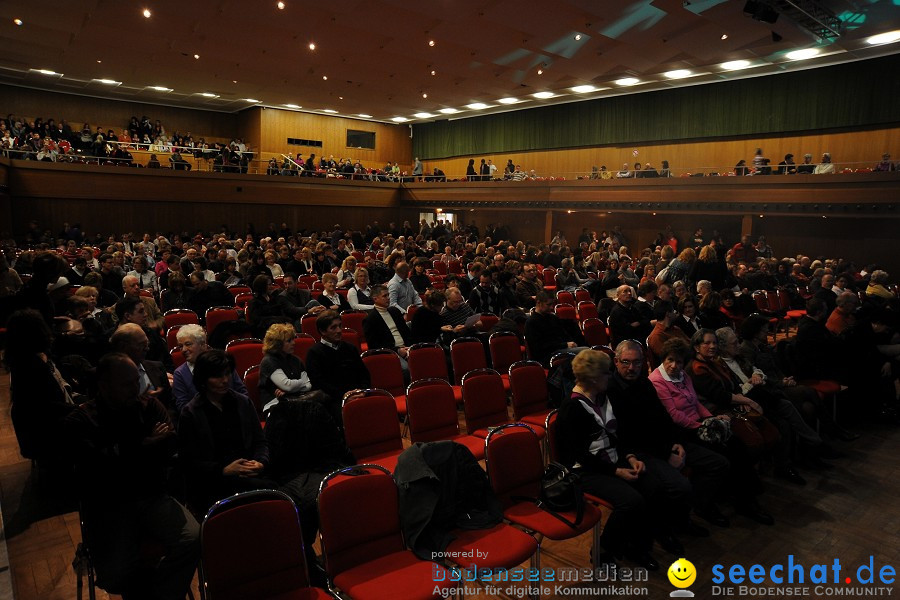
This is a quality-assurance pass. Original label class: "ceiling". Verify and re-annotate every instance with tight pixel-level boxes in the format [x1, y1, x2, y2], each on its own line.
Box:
[1, 0, 899, 124]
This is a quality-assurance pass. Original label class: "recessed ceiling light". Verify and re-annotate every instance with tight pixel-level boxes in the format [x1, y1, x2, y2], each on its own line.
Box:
[96, 78, 121, 85]
[537, 69, 543, 75]
[430, 70, 436, 76]
[339, 96, 344, 100]
[571, 85, 596, 93]
[13, 18, 23, 26]
[142, 8, 151, 18]
[785, 48, 819, 60]
[428, 40, 435, 47]
[413, 112, 435, 118]
[357, 114, 372, 118]
[277, 1, 285, 8]
[574, 34, 582, 41]
[308, 42, 316, 50]
[35, 69, 61, 76]
[497, 97, 520, 104]
[232, 80, 237, 83]
[721, 34, 728, 40]
[96, 60, 102, 63]
[392, 117, 410, 122]
[199, 92, 218, 97]
[438, 108, 459, 114]
[422, 93, 428, 98]
[615, 77, 639, 86]
[322, 75, 328, 80]
[194, 54, 200, 60]
[243, 98, 260, 103]
[322, 109, 338, 114]
[721, 59, 751, 70]
[867, 30, 900, 45]
[284, 104, 301, 109]
[466, 103, 489, 110]
[664, 69, 692, 79]
[149, 86, 173, 92]
[533, 91, 555, 99]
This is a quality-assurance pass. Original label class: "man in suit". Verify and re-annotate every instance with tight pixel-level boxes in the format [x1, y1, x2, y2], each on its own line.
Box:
[111, 323, 173, 413]
[276, 272, 324, 329]
[363, 285, 412, 371]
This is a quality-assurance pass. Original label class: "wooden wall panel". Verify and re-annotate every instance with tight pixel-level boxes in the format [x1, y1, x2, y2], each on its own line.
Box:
[0, 86, 239, 144]
[424, 126, 900, 180]
[256, 108, 412, 169]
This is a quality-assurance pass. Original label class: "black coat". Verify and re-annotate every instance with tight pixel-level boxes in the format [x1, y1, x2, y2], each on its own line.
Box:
[363, 307, 412, 350]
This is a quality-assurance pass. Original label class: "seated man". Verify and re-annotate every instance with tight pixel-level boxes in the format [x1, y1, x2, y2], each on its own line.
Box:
[122, 275, 164, 331]
[608, 284, 651, 344]
[608, 340, 725, 545]
[363, 284, 412, 368]
[186, 271, 232, 321]
[172, 324, 247, 413]
[525, 291, 584, 367]
[305, 311, 371, 411]
[276, 272, 324, 329]
[65, 353, 199, 600]
[115, 296, 173, 372]
[387, 262, 423, 314]
[110, 323, 172, 412]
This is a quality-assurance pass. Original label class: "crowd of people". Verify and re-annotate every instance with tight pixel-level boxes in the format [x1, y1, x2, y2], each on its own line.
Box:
[1, 216, 898, 596]
[0, 113, 253, 171]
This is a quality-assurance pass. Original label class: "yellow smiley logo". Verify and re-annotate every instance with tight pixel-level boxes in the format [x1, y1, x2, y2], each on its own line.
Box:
[668, 558, 697, 588]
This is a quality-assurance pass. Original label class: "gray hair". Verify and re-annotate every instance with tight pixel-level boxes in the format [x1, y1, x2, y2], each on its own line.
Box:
[871, 270, 889, 285]
[176, 323, 207, 345]
[614, 339, 643, 359]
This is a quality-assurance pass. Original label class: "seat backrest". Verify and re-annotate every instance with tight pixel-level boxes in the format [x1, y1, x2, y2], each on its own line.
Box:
[555, 303, 577, 320]
[489, 331, 524, 375]
[545, 409, 561, 462]
[166, 325, 183, 350]
[581, 318, 609, 346]
[171, 348, 186, 369]
[243, 365, 263, 418]
[341, 328, 361, 351]
[752, 291, 768, 312]
[226, 285, 252, 297]
[342, 391, 403, 459]
[448, 260, 462, 274]
[360, 350, 406, 397]
[234, 293, 254, 310]
[508, 360, 549, 420]
[542, 268, 557, 286]
[408, 343, 450, 383]
[766, 291, 781, 313]
[163, 308, 199, 330]
[485, 424, 543, 504]
[574, 288, 592, 303]
[301, 315, 321, 340]
[226, 342, 264, 377]
[292, 334, 316, 363]
[202, 490, 311, 600]
[450, 337, 487, 384]
[432, 260, 448, 275]
[577, 301, 598, 320]
[206, 307, 240, 337]
[776, 289, 792, 312]
[479, 312, 499, 332]
[318, 467, 404, 580]
[461, 369, 509, 433]
[406, 379, 460, 443]
[556, 290, 574, 305]
[340, 310, 367, 343]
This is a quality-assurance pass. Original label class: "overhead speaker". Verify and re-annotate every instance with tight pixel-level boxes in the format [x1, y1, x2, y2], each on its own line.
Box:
[743, 1, 779, 24]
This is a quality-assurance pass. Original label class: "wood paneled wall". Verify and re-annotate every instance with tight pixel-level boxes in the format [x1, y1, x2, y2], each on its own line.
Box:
[256, 108, 412, 169]
[424, 126, 900, 179]
[0, 86, 239, 144]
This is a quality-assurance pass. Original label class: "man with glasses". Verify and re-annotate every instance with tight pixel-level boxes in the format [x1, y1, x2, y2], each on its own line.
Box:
[608, 340, 729, 549]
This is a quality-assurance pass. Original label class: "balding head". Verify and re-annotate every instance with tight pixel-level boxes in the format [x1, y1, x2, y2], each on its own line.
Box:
[122, 275, 140, 298]
[110, 323, 149, 363]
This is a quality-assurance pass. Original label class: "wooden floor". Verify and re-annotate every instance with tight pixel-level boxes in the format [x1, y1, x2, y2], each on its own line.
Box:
[2, 370, 899, 600]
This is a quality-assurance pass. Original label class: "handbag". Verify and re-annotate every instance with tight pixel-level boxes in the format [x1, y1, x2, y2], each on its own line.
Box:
[514, 462, 585, 529]
[696, 416, 731, 445]
[729, 406, 777, 456]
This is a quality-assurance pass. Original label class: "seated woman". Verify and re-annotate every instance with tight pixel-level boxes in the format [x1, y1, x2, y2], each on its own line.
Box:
[675, 295, 701, 338]
[409, 258, 432, 294]
[248, 274, 287, 337]
[315, 273, 351, 312]
[410, 289, 446, 345]
[557, 349, 672, 571]
[698, 292, 731, 331]
[172, 324, 247, 413]
[347, 267, 374, 310]
[335, 256, 358, 289]
[258, 323, 311, 414]
[649, 338, 772, 526]
[556, 258, 597, 294]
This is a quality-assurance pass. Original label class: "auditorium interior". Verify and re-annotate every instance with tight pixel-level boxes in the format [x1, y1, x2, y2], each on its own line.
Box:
[0, 0, 899, 598]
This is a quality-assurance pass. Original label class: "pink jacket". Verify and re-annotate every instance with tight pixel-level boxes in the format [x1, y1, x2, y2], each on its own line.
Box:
[648, 366, 711, 430]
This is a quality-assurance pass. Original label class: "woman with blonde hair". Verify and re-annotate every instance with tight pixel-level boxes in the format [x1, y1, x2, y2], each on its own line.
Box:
[336, 256, 357, 289]
[258, 323, 310, 413]
[348, 267, 374, 310]
[264, 251, 283, 279]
